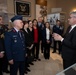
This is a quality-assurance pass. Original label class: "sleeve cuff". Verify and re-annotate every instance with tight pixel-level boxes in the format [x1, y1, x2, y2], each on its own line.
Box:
[61, 38, 64, 42]
[0, 51, 5, 53]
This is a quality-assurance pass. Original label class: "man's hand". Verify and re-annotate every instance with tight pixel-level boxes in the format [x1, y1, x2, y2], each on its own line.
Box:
[9, 59, 14, 65]
[52, 33, 63, 41]
[0, 53, 4, 58]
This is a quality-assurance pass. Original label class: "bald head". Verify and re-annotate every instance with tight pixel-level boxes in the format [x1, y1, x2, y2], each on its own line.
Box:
[13, 20, 23, 30]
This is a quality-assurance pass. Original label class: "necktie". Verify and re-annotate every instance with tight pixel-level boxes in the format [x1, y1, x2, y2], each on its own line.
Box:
[18, 31, 22, 38]
[67, 26, 71, 33]
[64, 26, 71, 37]
[69, 27, 72, 33]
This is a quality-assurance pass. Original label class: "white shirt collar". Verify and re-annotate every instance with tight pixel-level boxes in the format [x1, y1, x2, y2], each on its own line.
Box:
[14, 27, 19, 32]
[69, 24, 76, 32]
[71, 24, 76, 29]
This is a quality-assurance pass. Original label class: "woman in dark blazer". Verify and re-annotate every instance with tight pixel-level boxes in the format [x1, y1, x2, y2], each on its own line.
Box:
[42, 22, 52, 59]
[22, 21, 34, 74]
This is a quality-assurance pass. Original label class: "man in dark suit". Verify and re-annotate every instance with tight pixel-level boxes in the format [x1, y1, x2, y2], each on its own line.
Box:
[53, 11, 76, 69]
[0, 38, 4, 75]
[0, 15, 4, 75]
[0, 15, 9, 73]
[4, 15, 26, 75]
[52, 20, 64, 54]
[38, 17, 45, 53]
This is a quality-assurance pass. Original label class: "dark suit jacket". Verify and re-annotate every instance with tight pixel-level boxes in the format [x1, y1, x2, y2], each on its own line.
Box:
[53, 25, 64, 36]
[4, 28, 26, 61]
[62, 26, 76, 60]
[22, 28, 34, 47]
[41, 28, 52, 43]
[0, 38, 3, 52]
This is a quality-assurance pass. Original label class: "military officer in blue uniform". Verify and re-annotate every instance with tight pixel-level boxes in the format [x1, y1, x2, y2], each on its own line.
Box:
[0, 15, 5, 75]
[52, 20, 64, 54]
[4, 15, 26, 75]
[0, 15, 9, 74]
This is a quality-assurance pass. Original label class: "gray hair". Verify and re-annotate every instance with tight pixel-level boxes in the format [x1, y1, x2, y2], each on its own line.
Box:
[70, 11, 76, 17]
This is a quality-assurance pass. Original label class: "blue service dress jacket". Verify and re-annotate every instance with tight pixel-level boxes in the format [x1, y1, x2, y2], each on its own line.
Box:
[4, 28, 26, 61]
[53, 25, 64, 36]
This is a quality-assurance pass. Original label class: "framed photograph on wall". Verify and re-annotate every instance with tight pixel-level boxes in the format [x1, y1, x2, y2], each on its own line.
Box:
[14, 0, 31, 16]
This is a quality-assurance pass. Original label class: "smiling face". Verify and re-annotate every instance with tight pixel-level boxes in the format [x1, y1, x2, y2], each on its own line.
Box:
[45, 22, 50, 29]
[33, 20, 38, 27]
[29, 21, 33, 28]
[24, 23, 29, 29]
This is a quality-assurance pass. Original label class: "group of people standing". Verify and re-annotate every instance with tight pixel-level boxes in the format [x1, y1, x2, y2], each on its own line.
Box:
[0, 11, 76, 75]
[0, 15, 52, 75]
[0, 15, 10, 75]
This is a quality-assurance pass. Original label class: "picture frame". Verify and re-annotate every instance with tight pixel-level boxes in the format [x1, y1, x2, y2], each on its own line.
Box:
[14, 0, 31, 16]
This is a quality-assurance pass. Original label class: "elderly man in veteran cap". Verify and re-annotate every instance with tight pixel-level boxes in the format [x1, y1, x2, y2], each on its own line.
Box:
[4, 15, 26, 75]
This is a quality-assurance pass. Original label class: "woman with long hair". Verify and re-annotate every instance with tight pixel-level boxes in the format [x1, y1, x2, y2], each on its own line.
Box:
[42, 22, 52, 59]
[22, 21, 34, 74]
[32, 19, 41, 61]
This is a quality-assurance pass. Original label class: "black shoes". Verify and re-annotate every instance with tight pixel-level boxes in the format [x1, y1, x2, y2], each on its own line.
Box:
[29, 62, 34, 65]
[58, 52, 61, 54]
[37, 58, 41, 61]
[52, 51, 56, 53]
[26, 68, 31, 72]
[52, 51, 61, 54]
[24, 71, 28, 74]
[24, 68, 30, 74]
[27, 64, 30, 67]
[33, 59, 37, 61]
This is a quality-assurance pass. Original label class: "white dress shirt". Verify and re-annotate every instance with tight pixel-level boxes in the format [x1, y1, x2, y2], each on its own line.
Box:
[61, 24, 76, 42]
[14, 27, 22, 38]
[14, 27, 19, 32]
[69, 24, 76, 33]
[46, 28, 50, 40]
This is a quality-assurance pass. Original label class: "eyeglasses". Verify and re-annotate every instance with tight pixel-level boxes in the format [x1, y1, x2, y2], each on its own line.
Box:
[68, 16, 76, 19]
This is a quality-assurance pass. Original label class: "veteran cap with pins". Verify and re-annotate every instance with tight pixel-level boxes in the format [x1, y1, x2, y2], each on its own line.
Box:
[11, 15, 23, 22]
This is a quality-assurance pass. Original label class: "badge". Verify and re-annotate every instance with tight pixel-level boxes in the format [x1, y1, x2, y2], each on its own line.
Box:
[13, 35, 17, 37]
[14, 40, 17, 43]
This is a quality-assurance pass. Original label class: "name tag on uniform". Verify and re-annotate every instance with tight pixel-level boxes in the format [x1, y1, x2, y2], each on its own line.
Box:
[13, 35, 17, 37]
[13, 35, 17, 43]
[14, 39, 17, 43]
